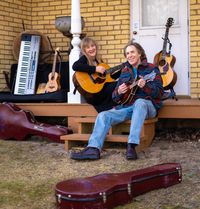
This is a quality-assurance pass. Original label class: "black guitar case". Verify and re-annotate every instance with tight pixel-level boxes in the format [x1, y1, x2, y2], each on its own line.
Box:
[0, 62, 69, 103]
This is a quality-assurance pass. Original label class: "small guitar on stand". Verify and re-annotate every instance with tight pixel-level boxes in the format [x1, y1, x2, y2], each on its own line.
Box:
[45, 47, 61, 93]
[153, 17, 177, 90]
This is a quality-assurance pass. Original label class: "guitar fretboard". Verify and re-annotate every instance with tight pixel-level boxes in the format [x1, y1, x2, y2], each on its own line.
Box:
[161, 27, 170, 59]
[161, 17, 174, 60]
[106, 63, 125, 75]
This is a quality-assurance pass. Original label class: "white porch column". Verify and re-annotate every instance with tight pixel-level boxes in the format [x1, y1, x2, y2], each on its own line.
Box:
[68, 0, 82, 103]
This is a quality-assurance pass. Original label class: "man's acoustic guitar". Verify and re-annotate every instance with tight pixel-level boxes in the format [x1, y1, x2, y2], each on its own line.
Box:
[153, 17, 177, 90]
[119, 71, 156, 105]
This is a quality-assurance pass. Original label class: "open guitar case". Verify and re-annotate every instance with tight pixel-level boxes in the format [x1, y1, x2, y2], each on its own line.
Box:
[0, 61, 69, 103]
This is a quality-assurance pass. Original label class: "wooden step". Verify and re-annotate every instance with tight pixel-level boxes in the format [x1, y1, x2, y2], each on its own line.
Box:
[74, 117, 158, 135]
[61, 117, 158, 151]
[75, 117, 157, 124]
[60, 133, 148, 151]
[61, 133, 130, 142]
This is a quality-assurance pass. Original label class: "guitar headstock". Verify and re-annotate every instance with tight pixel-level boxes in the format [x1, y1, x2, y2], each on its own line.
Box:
[166, 17, 174, 28]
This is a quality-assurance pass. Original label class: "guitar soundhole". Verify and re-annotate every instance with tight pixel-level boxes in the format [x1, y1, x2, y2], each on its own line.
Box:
[95, 73, 106, 84]
[98, 72, 106, 79]
[159, 59, 166, 67]
[95, 77, 105, 84]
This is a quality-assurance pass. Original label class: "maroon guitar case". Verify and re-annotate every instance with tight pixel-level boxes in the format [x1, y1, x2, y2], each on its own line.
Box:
[55, 163, 182, 209]
[0, 102, 73, 142]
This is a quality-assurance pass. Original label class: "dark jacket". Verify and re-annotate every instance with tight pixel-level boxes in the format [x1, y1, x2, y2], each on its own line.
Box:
[72, 55, 96, 74]
[112, 59, 164, 112]
[72, 55, 121, 112]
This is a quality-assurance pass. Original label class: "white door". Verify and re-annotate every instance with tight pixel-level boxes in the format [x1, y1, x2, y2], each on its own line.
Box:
[131, 0, 189, 95]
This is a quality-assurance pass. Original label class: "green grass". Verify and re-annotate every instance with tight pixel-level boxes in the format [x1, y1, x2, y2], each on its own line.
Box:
[0, 180, 55, 209]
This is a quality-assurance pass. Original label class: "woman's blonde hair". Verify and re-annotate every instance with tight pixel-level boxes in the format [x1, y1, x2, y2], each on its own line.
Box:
[80, 37, 102, 65]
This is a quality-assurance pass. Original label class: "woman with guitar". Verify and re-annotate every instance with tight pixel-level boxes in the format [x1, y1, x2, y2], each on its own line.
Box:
[72, 37, 121, 112]
[71, 41, 164, 161]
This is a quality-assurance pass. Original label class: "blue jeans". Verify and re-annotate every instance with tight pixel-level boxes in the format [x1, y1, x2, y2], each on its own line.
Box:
[87, 98, 157, 150]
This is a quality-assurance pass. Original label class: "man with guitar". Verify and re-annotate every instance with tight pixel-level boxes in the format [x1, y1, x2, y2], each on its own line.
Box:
[71, 41, 164, 161]
[72, 37, 121, 113]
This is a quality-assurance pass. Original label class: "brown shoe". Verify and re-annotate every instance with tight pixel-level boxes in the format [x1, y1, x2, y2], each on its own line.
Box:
[126, 143, 138, 160]
[70, 147, 100, 160]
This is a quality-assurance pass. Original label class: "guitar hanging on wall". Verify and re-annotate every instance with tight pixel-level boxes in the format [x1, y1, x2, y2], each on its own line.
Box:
[45, 47, 61, 93]
[153, 17, 177, 90]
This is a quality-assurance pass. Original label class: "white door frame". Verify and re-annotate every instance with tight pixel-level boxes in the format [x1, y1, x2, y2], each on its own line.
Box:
[130, 0, 190, 96]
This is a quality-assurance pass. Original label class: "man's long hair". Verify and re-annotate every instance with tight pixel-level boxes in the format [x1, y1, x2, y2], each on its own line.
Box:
[123, 40, 147, 61]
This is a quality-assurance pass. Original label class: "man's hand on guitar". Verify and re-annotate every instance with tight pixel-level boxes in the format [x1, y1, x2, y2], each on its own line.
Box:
[118, 83, 129, 94]
[96, 65, 106, 74]
[137, 78, 146, 88]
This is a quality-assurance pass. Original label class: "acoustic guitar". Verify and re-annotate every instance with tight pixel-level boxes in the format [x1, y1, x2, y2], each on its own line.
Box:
[153, 17, 177, 90]
[45, 47, 61, 93]
[73, 63, 124, 95]
[119, 71, 156, 105]
[36, 83, 47, 94]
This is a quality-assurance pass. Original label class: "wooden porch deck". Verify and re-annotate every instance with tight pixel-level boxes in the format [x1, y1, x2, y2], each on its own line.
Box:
[14, 98, 200, 151]
[16, 98, 200, 119]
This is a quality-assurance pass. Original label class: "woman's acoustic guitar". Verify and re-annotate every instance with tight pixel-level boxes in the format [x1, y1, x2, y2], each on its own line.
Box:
[73, 63, 124, 95]
[153, 17, 177, 90]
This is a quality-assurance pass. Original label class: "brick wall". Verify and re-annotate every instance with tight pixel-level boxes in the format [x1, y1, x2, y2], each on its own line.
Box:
[0, 0, 129, 92]
[0, 0, 31, 90]
[190, 0, 200, 98]
[81, 0, 130, 65]
[31, 0, 70, 60]
[0, 0, 200, 98]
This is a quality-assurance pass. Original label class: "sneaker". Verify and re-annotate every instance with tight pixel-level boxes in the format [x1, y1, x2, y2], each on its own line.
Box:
[126, 143, 138, 160]
[70, 147, 100, 160]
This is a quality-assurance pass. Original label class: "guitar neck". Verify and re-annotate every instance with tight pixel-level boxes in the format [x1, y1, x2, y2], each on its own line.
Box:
[106, 64, 124, 74]
[129, 71, 156, 89]
[161, 27, 170, 59]
[51, 51, 58, 76]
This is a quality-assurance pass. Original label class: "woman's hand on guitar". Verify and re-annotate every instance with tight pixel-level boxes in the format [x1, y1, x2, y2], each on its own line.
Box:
[118, 83, 129, 94]
[96, 65, 106, 74]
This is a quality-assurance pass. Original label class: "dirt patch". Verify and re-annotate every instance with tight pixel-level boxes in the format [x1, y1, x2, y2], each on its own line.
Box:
[0, 129, 200, 209]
